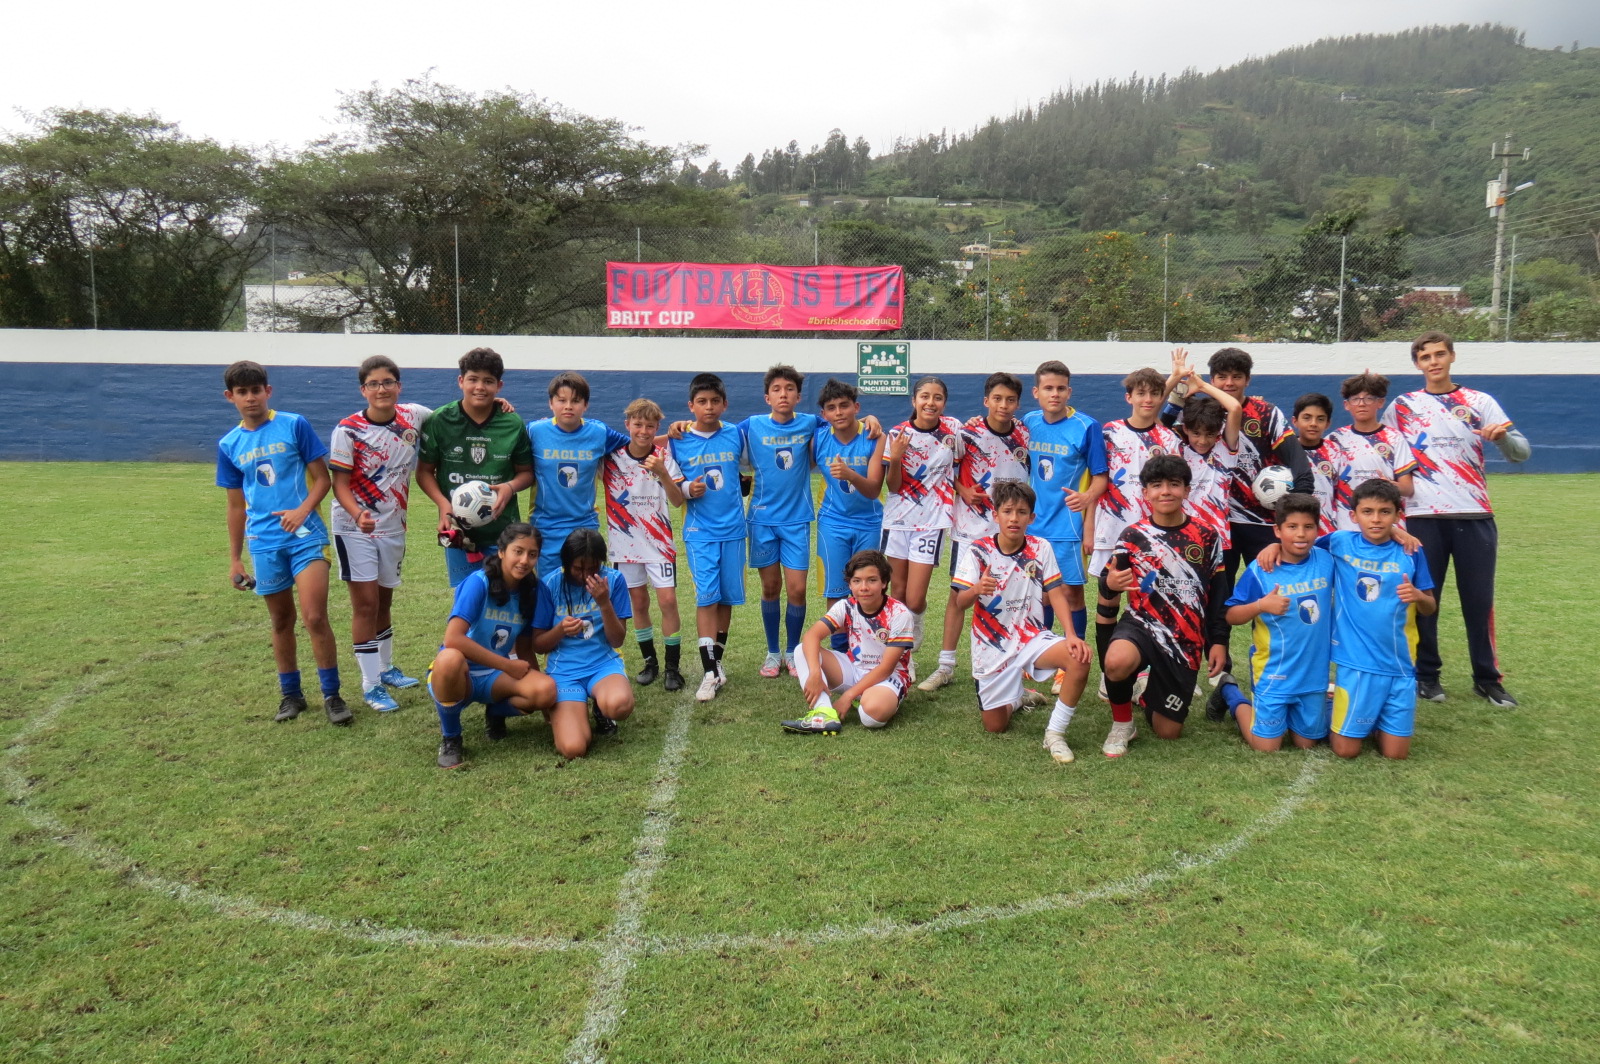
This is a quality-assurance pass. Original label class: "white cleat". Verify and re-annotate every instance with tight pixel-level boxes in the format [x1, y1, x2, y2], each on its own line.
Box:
[1051, 669, 1064, 695]
[1097, 673, 1108, 701]
[1102, 720, 1138, 758]
[695, 671, 721, 703]
[1043, 731, 1075, 764]
[1019, 687, 1051, 709]
[918, 664, 955, 692]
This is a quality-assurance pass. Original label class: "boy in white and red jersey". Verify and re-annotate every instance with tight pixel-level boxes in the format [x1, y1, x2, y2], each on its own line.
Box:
[1161, 351, 1241, 547]
[1291, 392, 1343, 534]
[1383, 331, 1530, 708]
[923, 371, 1031, 693]
[1099, 455, 1229, 756]
[603, 397, 687, 692]
[329, 355, 432, 712]
[782, 549, 914, 735]
[951, 481, 1092, 762]
[1327, 371, 1416, 532]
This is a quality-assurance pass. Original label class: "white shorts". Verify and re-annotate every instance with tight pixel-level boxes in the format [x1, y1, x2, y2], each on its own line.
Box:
[974, 630, 1066, 711]
[617, 560, 677, 590]
[334, 533, 404, 587]
[881, 527, 946, 567]
[1089, 548, 1114, 581]
[797, 648, 908, 705]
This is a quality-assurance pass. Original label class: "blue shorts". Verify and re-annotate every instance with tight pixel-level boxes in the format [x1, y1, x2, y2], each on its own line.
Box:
[817, 523, 881, 598]
[1044, 537, 1087, 587]
[551, 659, 627, 704]
[686, 538, 747, 607]
[1249, 689, 1329, 741]
[1331, 665, 1416, 739]
[253, 536, 330, 596]
[445, 544, 497, 589]
[428, 665, 503, 707]
[749, 521, 811, 572]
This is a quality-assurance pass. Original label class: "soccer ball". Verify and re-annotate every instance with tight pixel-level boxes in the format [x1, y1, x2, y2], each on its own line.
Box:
[1251, 465, 1294, 507]
[450, 480, 498, 529]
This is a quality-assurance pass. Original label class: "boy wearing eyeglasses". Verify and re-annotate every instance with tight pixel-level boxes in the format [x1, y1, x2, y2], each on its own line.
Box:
[1325, 372, 1416, 533]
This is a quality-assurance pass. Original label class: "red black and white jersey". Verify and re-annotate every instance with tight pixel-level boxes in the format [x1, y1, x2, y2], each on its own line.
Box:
[1093, 420, 1184, 553]
[1224, 396, 1296, 528]
[1113, 517, 1224, 671]
[1180, 440, 1238, 548]
[882, 416, 962, 531]
[952, 535, 1062, 678]
[952, 416, 1032, 541]
[822, 595, 915, 688]
[1302, 438, 1347, 535]
[327, 402, 432, 537]
[603, 443, 683, 564]
[1383, 388, 1510, 517]
[1326, 425, 1417, 533]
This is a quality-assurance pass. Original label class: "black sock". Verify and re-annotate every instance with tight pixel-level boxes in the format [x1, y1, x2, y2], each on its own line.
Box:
[714, 631, 728, 663]
[665, 641, 681, 671]
[638, 638, 657, 664]
[699, 643, 717, 673]
[1095, 618, 1117, 672]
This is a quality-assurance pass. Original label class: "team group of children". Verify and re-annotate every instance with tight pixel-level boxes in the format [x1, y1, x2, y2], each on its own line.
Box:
[216, 330, 1526, 769]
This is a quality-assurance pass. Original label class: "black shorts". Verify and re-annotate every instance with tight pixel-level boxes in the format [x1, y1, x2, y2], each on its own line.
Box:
[1109, 618, 1199, 723]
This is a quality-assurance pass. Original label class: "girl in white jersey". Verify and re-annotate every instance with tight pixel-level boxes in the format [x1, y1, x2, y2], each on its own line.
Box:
[881, 376, 961, 668]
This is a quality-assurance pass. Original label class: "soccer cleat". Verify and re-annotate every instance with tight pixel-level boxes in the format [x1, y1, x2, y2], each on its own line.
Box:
[274, 693, 307, 722]
[1042, 731, 1075, 764]
[1417, 679, 1447, 702]
[1102, 720, 1137, 758]
[918, 664, 955, 692]
[363, 685, 400, 713]
[323, 694, 354, 727]
[635, 659, 660, 686]
[1019, 687, 1051, 709]
[1097, 673, 1108, 701]
[781, 709, 842, 735]
[662, 668, 685, 693]
[784, 653, 799, 677]
[1473, 681, 1518, 708]
[1051, 669, 1065, 695]
[591, 702, 618, 737]
[695, 671, 721, 703]
[760, 652, 783, 678]
[1132, 669, 1149, 705]
[907, 658, 917, 685]
[379, 667, 420, 689]
[1205, 672, 1235, 723]
[437, 735, 466, 769]
[485, 712, 508, 741]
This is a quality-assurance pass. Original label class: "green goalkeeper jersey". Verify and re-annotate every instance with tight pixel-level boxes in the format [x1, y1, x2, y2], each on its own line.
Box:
[419, 401, 534, 548]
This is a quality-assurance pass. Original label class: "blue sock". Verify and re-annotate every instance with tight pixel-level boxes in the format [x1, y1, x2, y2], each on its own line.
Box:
[487, 700, 521, 719]
[1042, 605, 1055, 632]
[1070, 608, 1088, 640]
[831, 630, 850, 653]
[435, 698, 465, 738]
[317, 666, 341, 697]
[784, 604, 806, 654]
[761, 598, 781, 654]
[278, 671, 302, 697]
[1222, 681, 1249, 717]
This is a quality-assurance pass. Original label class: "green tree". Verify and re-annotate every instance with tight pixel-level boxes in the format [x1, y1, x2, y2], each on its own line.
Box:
[0, 109, 263, 330]
[1023, 231, 1166, 339]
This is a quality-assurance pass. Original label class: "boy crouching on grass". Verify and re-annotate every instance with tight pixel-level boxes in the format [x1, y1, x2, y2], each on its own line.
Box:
[782, 549, 913, 735]
[950, 480, 1092, 760]
[216, 360, 349, 726]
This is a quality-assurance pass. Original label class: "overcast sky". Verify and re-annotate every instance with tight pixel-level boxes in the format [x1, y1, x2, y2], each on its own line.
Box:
[5, 2, 1596, 165]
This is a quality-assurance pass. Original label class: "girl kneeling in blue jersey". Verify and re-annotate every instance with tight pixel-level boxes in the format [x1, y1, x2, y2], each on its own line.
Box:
[429, 523, 559, 768]
[533, 529, 635, 758]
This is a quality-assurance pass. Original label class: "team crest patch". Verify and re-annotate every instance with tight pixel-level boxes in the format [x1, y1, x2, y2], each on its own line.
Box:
[1375, 442, 1392, 459]
[1012, 446, 1029, 464]
[559, 464, 578, 488]
[401, 428, 418, 446]
[944, 436, 960, 454]
[1184, 542, 1204, 563]
[1317, 460, 1335, 476]
[1297, 597, 1320, 625]
[1022, 559, 1042, 580]
[1357, 575, 1381, 602]
[1451, 405, 1472, 421]
[470, 443, 486, 464]
[1038, 457, 1055, 481]
[1244, 418, 1262, 436]
[776, 448, 793, 470]
[875, 627, 891, 642]
[254, 461, 277, 488]
[1148, 446, 1167, 458]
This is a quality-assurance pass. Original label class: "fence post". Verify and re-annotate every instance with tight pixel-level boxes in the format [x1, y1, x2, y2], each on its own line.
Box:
[1505, 233, 1518, 341]
[454, 224, 462, 336]
[814, 226, 819, 267]
[1161, 232, 1170, 344]
[1335, 234, 1347, 343]
[87, 222, 99, 330]
[636, 227, 642, 263]
[269, 226, 277, 333]
[985, 231, 992, 341]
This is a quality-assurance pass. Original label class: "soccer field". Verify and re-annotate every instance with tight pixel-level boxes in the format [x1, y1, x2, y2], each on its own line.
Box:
[2, 463, 1597, 1063]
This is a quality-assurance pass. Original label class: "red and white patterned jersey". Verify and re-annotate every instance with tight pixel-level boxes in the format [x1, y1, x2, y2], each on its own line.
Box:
[603, 444, 683, 564]
[327, 402, 432, 537]
[1113, 517, 1224, 671]
[822, 595, 915, 688]
[1383, 388, 1510, 517]
[1302, 438, 1348, 535]
[952, 416, 1032, 541]
[882, 416, 961, 531]
[1326, 425, 1418, 532]
[1225, 396, 1295, 528]
[1181, 441, 1239, 548]
[1093, 419, 1184, 553]
[952, 535, 1063, 679]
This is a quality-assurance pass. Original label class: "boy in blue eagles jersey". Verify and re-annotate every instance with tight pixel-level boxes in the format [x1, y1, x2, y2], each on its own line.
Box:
[1023, 360, 1108, 641]
[670, 373, 750, 704]
[216, 360, 349, 726]
[526, 371, 631, 579]
[813, 378, 887, 653]
[1217, 494, 1335, 751]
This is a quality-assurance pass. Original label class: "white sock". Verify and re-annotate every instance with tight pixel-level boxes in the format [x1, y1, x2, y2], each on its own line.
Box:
[354, 642, 382, 689]
[912, 609, 926, 650]
[1046, 701, 1076, 735]
[859, 706, 888, 728]
[812, 693, 834, 712]
[938, 649, 957, 668]
[376, 627, 394, 671]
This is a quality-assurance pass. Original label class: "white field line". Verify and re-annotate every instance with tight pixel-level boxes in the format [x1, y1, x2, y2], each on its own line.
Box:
[562, 696, 696, 1064]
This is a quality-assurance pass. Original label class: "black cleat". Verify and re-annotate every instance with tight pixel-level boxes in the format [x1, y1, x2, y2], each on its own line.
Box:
[591, 702, 618, 737]
[1416, 679, 1446, 703]
[275, 693, 308, 722]
[635, 659, 660, 686]
[1205, 674, 1235, 723]
[1473, 681, 1518, 708]
[437, 736, 466, 768]
[485, 708, 508, 741]
[662, 668, 685, 693]
[323, 694, 353, 726]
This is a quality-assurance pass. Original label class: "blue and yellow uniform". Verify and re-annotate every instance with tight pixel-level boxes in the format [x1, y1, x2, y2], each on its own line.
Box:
[1226, 549, 1335, 740]
[536, 566, 633, 703]
[1023, 407, 1106, 589]
[813, 423, 883, 599]
[215, 410, 330, 595]
[741, 411, 821, 572]
[670, 424, 748, 607]
[428, 570, 551, 736]
[526, 417, 630, 577]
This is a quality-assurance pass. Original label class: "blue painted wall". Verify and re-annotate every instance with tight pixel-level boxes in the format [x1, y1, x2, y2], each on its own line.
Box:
[2, 363, 1594, 473]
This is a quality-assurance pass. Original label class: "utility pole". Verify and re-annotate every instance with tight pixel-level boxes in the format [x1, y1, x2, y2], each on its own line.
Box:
[1487, 134, 1532, 338]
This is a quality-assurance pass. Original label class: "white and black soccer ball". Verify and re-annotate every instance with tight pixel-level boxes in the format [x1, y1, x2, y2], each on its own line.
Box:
[450, 480, 498, 529]
[1251, 465, 1294, 507]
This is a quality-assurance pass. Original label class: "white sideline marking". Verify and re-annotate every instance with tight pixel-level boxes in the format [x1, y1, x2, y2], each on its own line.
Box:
[563, 697, 696, 1064]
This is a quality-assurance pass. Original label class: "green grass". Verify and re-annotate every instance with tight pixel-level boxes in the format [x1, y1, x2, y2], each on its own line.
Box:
[3, 463, 1598, 1063]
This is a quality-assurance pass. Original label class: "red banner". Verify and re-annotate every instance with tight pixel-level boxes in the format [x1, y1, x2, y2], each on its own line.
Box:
[606, 262, 904, 331]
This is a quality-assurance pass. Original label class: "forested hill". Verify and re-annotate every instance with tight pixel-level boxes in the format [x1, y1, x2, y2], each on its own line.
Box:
[726, 24, 1600, 238]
